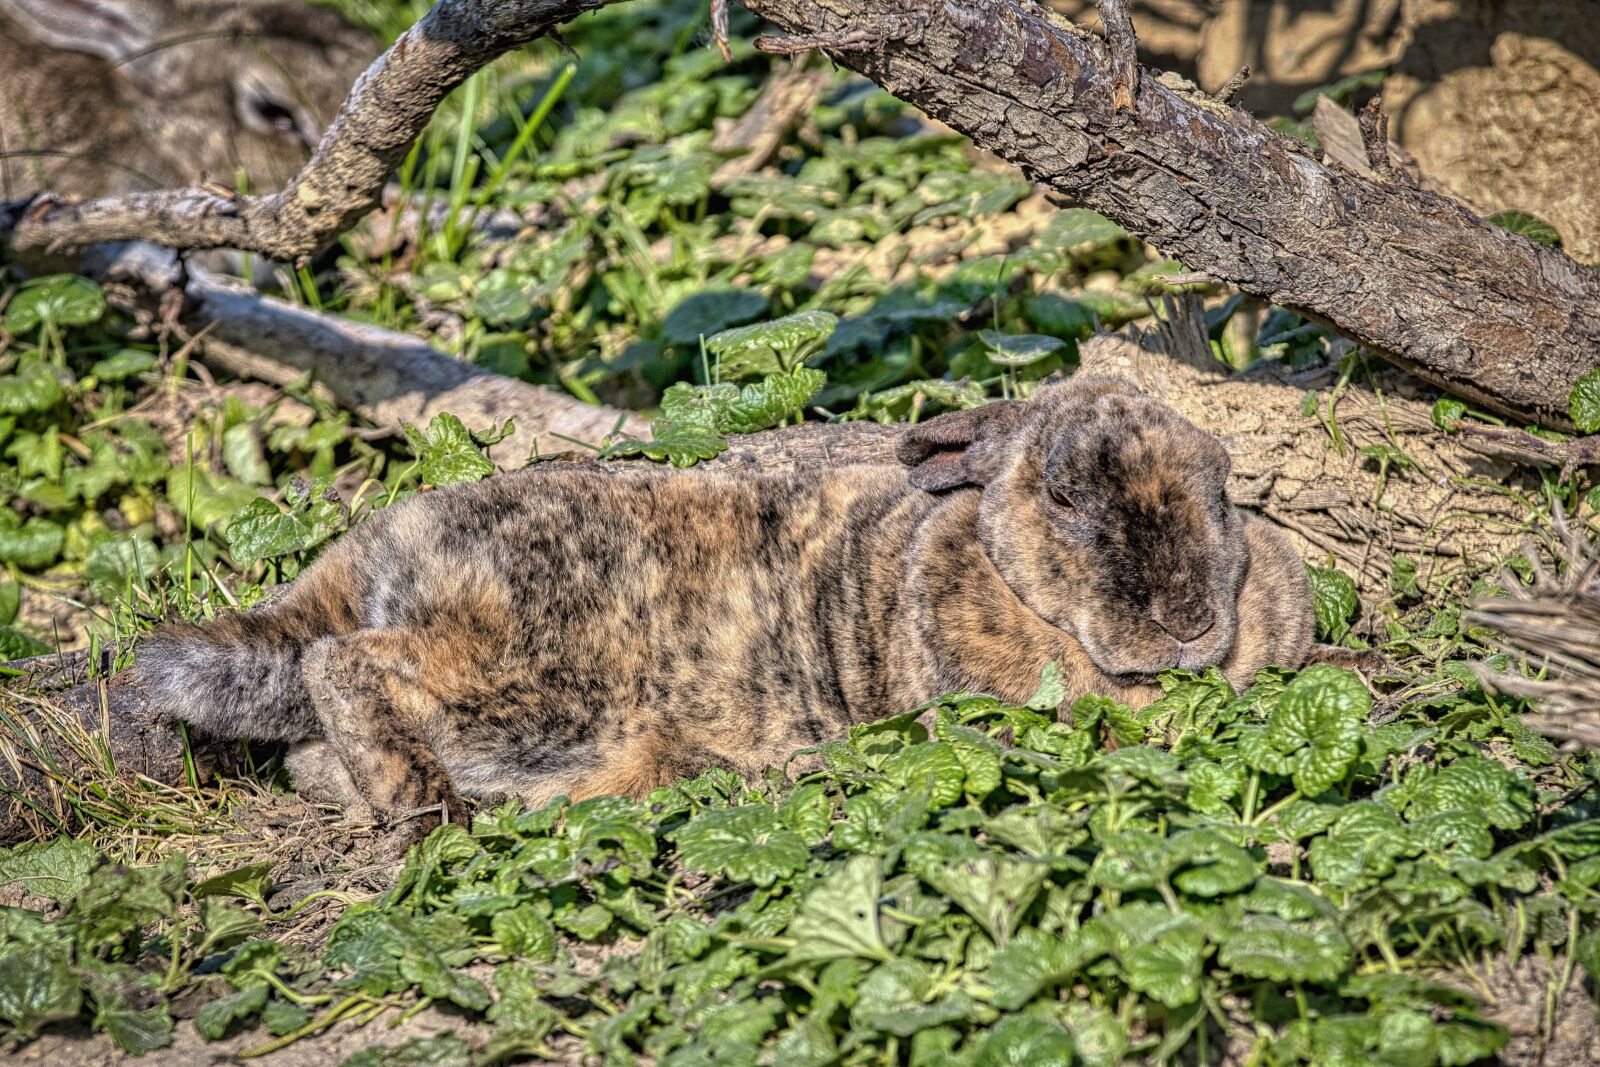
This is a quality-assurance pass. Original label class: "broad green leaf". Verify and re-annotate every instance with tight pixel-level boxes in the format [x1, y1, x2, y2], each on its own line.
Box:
[222, 423, 271, 486]
[0, 362, 66, 414]
[1569, 368, 1600, 434]
[1309, 801, 1412, 887]
[491, 904, 557, 961]
[905, 845, 1049, 945]
[706, 310, 838, 362]
[0, 514, 64, 569]
[660, 288, 768, 345]
[0, 626, 49, 660]
[5, 274, 106, 333]
[1407, 755, 1534, 830]
[194, 983, 268, 1040]
[1099, 904, 1208, 1007]
[90, 349, 158, 382]
[1430, 396, 1467, 431]
[984, 926, 1109, 1010]
[1217, 913, 1351, 982]
[84, 536, 162, 603]
[1264, 665, 1370, 795]
[1026, 661, 1067, 711]
[0, 945, 81, 1037]
[0, 837, 97, 904]
[673, 805, 809, 887]
[973, 1013, 1074, 1066]
[784, 855, 891, 962]
[883, 744, 966, 809]
[1307, 565, 1358, 643]
[403, 412, 496, 487]
[193, 861, 275, 907]
[977, 330, 1066, 367]
[600, 421, 728, 468]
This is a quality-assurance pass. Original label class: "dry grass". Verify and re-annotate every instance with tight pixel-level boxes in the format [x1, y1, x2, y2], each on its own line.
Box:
[1469, 511, 1600, 745]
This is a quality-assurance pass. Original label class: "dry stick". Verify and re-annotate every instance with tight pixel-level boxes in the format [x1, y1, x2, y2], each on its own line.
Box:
[1095, 0, 1140, 112]
[3, 0, 615, 266]
[1215, 66, 1250, 106]
[738, 0, 1600, 430]
[82, 241, 648, 462]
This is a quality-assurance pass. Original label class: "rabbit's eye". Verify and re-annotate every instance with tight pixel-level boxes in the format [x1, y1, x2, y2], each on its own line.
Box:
[1049, 485, 1078, 511]
[251, 98, 300, 135]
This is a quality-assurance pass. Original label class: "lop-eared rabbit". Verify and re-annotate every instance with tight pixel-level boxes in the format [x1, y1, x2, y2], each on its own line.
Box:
[0, 0, 373, 200]
[139, 377, 1315, 835]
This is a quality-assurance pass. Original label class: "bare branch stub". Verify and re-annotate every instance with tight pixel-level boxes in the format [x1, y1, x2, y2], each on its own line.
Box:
[2, 0, 615, 265]
[1215, 65, 1250, 106]
[1095, 0, 1139, 111]
[1359, 94, 1393, 178]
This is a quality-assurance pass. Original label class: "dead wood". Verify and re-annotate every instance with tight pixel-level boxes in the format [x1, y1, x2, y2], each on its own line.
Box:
[737, 0, 1600, 431]
[86, 242, 647, 461]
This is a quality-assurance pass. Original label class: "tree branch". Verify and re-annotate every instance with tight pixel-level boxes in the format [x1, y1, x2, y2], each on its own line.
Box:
[735, 0, 1600, 430]
[3, 0, 613, 267]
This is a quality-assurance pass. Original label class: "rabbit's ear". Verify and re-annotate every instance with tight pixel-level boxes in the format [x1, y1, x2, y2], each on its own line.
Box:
[896, 400, 1027, 492]
[2, 0, 158, 60]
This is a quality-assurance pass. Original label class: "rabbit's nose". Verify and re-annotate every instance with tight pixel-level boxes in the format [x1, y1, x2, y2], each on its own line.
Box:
[1154, 607, 1215, 644]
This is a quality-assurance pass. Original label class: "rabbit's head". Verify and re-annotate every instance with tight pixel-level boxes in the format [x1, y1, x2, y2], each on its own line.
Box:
[897, 376, 1249, 680]
[1, 0, 374, 197]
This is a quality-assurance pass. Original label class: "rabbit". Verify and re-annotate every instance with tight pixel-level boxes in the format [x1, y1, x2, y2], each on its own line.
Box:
[134, 375, 1315, 837]
[0, 0, 374, 202]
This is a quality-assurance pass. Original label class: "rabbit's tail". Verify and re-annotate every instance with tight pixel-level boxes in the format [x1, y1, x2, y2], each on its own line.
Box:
[135, 571, 361, 742]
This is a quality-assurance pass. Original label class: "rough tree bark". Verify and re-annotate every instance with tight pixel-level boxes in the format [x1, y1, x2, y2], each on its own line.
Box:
[738, 0, 1600, 430]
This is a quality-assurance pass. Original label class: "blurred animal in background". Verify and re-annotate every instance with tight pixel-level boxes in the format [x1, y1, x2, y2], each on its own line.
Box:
[0, 0, 376, 201]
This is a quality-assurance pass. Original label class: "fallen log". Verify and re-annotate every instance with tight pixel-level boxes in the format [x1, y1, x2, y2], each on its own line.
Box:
[82, 241, 648, 462]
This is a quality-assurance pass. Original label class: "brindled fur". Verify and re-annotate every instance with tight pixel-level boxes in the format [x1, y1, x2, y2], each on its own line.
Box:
[135, 376, 1315, 833]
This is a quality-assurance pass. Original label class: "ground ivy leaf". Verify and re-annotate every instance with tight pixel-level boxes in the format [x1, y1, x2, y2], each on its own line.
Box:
[784, 855, 891, 962]
[1026, 661, 1067, 711]
[906, 847, 1049, 945]
[883, 743, 966, 809]
[0, 945, 81, 1037]
[1407, 755, 1535, 831]
[972, 1012, 1075, 1066]
[1571, 368, 1600, 434]
[978, 330, 1066, 367]
[194, 983, 269, 1040]
[0, 361, 66, 415]
[1307, 565, 1358, 643]
[1265, 664, 1369, 795]
[403, 412, 496, 487]
[984, 926, 1109, 1010]
[1217, 913, 1351, 982]
[0, 836, 97, 904]
[779, 782, 834, 846]
[674, 805, 808, 887]
[193, 861, 275, 907]
[490, 904, 557, 961]
[343, 1033, 474, 1067]
[5, 274, 106, 333]
[600, 421, 729, 468]
[1100, 904, 1208, 1008]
